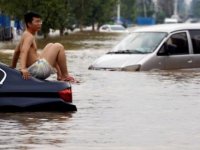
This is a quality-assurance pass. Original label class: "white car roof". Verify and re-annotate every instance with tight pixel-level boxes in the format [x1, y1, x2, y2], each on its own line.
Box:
[133, 23, 200, 33]
[110, 24, 124, 27]
[102, 24, 123, 27]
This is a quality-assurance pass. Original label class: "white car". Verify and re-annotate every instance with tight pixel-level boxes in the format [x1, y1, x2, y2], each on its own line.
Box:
[99, 24, 129, 33]
[89, 23, 200, 71]
[164, 18, 178, 24]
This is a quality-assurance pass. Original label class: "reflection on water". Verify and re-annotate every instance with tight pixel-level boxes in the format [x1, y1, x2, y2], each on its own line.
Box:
[0, 52, 12, 65]
[1, 33, 200, 149]
[0, 113, 74, 150]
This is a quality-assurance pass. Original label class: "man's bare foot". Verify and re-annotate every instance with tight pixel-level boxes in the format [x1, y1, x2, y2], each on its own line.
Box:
[60, 75, 79, 83]
[57, 76, 62, 81]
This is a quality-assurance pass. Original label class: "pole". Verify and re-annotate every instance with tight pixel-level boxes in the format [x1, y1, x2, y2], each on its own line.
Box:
[143, 0, 147, 17]
[117, 0, 121, 24]
[174, 0, 178, 16]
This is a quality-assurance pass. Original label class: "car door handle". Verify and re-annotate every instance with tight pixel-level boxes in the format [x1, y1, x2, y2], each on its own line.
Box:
[187, 60, 192, 63]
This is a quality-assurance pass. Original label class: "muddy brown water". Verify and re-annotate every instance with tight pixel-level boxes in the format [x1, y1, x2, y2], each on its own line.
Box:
[0, 33, 200, 150]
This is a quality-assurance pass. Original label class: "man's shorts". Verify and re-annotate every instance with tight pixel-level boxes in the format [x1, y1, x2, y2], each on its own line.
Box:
[28, 58, 55, 79]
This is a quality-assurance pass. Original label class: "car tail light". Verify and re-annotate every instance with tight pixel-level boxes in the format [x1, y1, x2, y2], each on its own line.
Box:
[58, 89, 72, 103]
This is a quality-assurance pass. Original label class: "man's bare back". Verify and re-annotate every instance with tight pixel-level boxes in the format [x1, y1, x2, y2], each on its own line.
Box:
[19, 31, 39, 67]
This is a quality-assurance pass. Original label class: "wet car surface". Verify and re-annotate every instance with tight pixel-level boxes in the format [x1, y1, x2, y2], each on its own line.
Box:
[0, 62, 77, 112]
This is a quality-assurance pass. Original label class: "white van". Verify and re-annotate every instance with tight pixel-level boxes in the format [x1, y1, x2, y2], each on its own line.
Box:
[99, 24, 129, 33]
[89, 24, 200, 71]
[164, 18, 178, 24]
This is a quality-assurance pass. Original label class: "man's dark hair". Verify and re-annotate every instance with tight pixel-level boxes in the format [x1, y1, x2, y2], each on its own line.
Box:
[24, 11, 41, 27]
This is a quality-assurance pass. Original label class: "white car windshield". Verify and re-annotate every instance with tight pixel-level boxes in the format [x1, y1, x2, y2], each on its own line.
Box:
[110, 32, 167, 54]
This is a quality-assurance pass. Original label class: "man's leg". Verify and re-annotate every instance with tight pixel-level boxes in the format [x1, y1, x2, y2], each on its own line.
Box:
[55, 63, 62, 80]
[40, 43, 74, 81]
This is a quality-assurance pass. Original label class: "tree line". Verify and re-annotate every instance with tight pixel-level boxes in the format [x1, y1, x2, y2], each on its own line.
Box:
[0, 0, 137, 37]
[191, 0, 200, 18]
[0, 0, 193, 37]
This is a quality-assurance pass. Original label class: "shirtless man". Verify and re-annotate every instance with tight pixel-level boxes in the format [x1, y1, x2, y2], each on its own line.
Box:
[11, 12, 75, 82]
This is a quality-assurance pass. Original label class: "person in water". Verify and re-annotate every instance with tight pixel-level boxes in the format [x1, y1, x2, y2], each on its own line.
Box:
[11, 11, 76, 82]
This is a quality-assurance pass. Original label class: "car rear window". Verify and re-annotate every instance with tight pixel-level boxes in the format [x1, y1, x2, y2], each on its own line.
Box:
[189, 30, 200, 54]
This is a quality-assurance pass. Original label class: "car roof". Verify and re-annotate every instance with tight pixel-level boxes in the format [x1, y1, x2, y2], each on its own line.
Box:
[133, 23, 200, 33]
[103, 24, 124, 27]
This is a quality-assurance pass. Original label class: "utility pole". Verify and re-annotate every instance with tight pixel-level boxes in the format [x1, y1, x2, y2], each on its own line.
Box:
[172, 0, 180, 21]
[153, 0, 158, 20]
[174, 0, 178, 16]
[117, 0, 121, 24]
[143, 0, 147, 17]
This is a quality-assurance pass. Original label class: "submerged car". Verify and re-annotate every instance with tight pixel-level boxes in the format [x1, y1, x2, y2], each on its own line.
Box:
[89, 23, 200, 71]
[0, 62, 77, 112]
[99, 24, 129, 33]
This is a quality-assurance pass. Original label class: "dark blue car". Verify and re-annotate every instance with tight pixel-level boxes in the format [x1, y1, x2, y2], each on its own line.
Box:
[0, 62, 77, 112]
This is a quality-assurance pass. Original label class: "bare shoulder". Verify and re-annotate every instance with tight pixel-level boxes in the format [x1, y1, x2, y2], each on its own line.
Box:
[20, 31, 34, 44]
[22, 31, 34, 40]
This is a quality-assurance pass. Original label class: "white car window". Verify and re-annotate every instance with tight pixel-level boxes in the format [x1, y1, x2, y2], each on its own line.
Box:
[102, 26, 108, 30]
[167, 32, 189, 55]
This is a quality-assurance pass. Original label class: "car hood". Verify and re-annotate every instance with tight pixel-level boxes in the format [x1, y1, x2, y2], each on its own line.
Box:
[89, 54, 147, 69]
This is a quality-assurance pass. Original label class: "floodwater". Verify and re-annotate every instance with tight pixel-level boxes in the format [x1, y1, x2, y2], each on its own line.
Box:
[1, 33, 200, 150]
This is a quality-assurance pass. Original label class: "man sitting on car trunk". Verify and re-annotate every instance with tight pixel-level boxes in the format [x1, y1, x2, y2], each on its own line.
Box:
[11, 11, 77, 83]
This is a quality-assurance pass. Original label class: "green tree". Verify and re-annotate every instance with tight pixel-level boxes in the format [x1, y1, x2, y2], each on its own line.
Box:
[0, 0, 41, 19]
[70, 0, 90, 31]
[156, 10, 166, 23]
[0, 0, 134, 35]
[157, 0, 174, 18]
[191, 0, 200, 18]
[121, 0, 136, 22]
[70, 0, 116, 31]
[94, 0, 116, 29]
[177, 0, 187, 20]
[0, 0, 73, 37]
[136, 0, 155, 17]
[36, 0, 71, 37]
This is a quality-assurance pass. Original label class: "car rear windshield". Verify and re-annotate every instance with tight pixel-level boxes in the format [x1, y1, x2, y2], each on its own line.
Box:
[111, 32, 167, 54]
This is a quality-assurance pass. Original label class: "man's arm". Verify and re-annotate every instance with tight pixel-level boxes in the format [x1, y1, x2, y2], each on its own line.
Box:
[20, 34, 34, 79]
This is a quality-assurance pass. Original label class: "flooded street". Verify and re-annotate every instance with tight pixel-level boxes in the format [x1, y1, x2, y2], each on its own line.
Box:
[1, 33, 200, 150]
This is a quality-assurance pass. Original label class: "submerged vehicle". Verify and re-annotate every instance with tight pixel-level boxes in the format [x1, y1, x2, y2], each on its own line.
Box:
[89, 24, 200, 71]
[0, 62, 77, 112]
[99, 24, 129, 33]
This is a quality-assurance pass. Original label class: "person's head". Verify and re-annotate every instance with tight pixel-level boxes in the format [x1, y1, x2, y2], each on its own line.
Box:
[24, 11, 42, 31]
